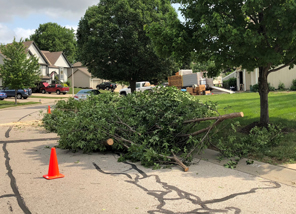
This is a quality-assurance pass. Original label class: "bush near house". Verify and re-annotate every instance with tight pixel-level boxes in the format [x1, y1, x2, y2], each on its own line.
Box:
[278, 82, 286, 91]
[290, 79, 296, 91]
[250, 83, 275, 92]
[223, 77, 236, 90]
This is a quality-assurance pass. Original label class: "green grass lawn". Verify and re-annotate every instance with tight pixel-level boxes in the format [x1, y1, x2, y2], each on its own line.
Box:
[30, 96, 66, 99]
[0, 101, 40, 109]
[68, 87, 83, 94]
[198, 91, 296, 164]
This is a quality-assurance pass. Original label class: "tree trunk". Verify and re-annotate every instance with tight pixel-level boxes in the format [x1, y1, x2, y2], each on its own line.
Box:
[14, 89, 17, 105]
[129, 79, 136, 93]
[258, 67, 269, 126]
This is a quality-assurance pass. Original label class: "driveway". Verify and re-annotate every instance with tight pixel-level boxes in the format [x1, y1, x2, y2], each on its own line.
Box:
[0, 104, 296, 214]
[3, 92, 72, 105]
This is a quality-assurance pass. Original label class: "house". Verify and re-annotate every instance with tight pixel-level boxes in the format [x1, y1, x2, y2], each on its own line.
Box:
[223, 66, 296, 91]
[68, 62, 104, 89]
[41, 50, 72, 84]
[68, 62, 128, 91]
[0, 41, 72, 87]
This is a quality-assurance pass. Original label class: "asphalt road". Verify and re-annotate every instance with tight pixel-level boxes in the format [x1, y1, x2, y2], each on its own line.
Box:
[0, 103, 296, 214]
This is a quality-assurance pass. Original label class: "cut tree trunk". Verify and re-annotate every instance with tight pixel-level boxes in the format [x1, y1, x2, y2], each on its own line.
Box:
[258, 67, 270, 126]
[102, 138, 114, 146]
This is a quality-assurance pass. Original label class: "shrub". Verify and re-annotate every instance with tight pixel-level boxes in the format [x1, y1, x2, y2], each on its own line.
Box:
[290, 79, 296, 91]
[290, 85, 296, 91]
[251, 84, 259, 92]
[278, 82, 285, 91]
[251, 83, 275, 92]
[223, 79, 230, 89]
[268, 83, 275, 91]
[223, 77, 236, 90]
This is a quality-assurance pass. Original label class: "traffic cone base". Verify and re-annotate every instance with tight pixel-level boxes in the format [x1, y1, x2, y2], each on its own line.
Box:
[43, 173, 64, 180]
[43, 147, 64, 180]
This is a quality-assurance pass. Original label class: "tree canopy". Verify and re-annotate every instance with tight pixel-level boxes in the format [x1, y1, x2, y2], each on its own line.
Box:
[0, 38, 40, 104]
[30, 22, 77, 63]
[76, 0, 179, 92]
[146, 0, 296, 126]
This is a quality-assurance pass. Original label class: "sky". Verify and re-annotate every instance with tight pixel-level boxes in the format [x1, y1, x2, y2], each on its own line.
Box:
[0, 0, 182, 44]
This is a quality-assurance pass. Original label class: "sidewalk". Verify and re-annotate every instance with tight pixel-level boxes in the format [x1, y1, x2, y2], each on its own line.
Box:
[194, 149, 296, 187]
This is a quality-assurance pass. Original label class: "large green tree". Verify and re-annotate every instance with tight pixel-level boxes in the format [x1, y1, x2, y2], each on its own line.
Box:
[76, 0, 178, 92]
[147, 0, 296, 126]
[30, 22, 77, 63]
[0, 39, 40, 104]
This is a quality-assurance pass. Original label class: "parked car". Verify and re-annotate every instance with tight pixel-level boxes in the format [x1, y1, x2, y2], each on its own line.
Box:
[119, 81, 155, 96]
[74, 89, 100, 101]
[40, 84, 69, 95]
[0, 87, 30, 99]
[96, 82, 117, 90]
[0, 91, 7, 100]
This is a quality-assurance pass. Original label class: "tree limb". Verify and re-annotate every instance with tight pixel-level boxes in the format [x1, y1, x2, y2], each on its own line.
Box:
[268, 59, 295, 74]
[183, 112, 244, 124]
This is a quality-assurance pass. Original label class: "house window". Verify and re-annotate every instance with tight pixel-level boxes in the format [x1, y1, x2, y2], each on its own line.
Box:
[60, 70, 64, 80]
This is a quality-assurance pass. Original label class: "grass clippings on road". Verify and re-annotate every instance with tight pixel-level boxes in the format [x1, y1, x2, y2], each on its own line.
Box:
[198, 91, 296, 164]
[0, 101, 40, 109]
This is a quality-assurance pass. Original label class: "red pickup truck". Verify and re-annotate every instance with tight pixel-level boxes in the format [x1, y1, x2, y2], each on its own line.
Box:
[40, 84, 69, 95]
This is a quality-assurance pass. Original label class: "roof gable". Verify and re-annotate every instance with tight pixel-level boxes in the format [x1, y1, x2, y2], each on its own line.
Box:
[0, 41, 49, 65]
[68, 67, 91, 78]
[41, 51, 63, 66]
[26, 42, 49, 65]
[41, 51, 72, 68]
[72, 62, 83, 67]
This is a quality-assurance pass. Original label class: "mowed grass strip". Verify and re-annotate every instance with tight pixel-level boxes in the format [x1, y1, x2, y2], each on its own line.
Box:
[0, 101, 40, 109]
[198, 91, 296, 163]
[30, 96, 67, 99]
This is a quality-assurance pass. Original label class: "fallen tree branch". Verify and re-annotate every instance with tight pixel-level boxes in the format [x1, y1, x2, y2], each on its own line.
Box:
[183, 112, 244, 124]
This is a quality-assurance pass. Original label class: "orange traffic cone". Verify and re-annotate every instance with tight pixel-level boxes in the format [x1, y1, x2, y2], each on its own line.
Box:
[47, 105, 51, 114]
[43, 148, 64, 180]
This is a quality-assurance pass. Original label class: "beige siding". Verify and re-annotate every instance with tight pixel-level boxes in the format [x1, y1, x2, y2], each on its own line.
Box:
[242, 66, 296, 90]
[62, 68, 68, 82]
[28, 44, 47, 64]
[245, 71, 252, 91]
[0, 78, 2, 86]
[55, 55, 70, 68]
[70, 71, 90, 88]
[268, 66, 296, 89]
[91, 79, 103, 89]
[249, 68, 258, 87]
[40, 65, 47, 76]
